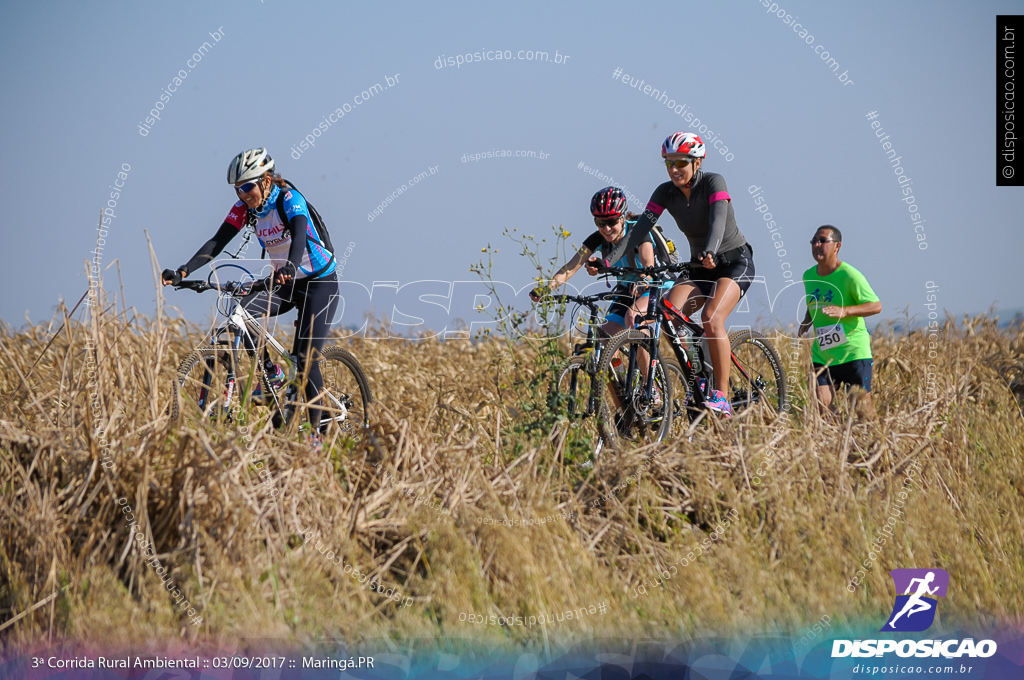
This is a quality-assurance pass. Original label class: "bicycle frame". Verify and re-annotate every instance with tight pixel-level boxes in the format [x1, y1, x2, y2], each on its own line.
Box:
[605, 263, 769, 415]
[608, 278, 703, 413]
[174, 275, 367, 432]
[177, 277, 300, 419]
[210, 294, 294, 413]
[657, 291, 770, 410]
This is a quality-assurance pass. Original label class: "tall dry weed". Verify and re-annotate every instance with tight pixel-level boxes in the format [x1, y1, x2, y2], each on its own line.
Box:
[1, 282, 1022, 652]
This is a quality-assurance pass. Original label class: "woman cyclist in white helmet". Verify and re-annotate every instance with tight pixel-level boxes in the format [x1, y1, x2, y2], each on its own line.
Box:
[607, 132, 755, 417]
[162, 147, 339, 434]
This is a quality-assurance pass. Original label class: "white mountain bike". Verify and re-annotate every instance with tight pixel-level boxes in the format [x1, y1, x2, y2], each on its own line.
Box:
[169, 268, 371, 437]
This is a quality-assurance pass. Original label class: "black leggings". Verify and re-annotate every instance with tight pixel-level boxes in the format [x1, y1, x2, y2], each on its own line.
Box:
[240, 273, 338, 427]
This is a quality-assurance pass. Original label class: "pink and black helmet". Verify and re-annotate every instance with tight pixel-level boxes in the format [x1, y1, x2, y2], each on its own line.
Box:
[590, 186, 628, 218]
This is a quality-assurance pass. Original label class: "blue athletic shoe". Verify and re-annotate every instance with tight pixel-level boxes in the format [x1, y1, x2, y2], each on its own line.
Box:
[307, 431, 324, 453]
[251, 364, 286, 402]
[705, 389, 733, 417]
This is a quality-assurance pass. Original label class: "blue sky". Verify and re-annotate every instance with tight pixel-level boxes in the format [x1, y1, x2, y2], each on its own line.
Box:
[2, 0, 1021, 334]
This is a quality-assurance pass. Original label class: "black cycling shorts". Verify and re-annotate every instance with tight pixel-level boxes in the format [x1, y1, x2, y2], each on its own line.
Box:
[605, 283, 649, 327]
[678, 243, 755, 298]
[813, 358, 873, 392]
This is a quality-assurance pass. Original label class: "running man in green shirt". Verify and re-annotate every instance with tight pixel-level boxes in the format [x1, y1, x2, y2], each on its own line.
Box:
[797, 225, 882, 417]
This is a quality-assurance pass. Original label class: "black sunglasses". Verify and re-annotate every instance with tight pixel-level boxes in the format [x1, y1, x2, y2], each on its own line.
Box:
[809, 237, 836, 245]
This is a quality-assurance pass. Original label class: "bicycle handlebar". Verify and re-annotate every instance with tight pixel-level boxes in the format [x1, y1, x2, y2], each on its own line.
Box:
[173, 277, 273, 296]
[591, 261, 697, 279]
[543, 291, 628, 308]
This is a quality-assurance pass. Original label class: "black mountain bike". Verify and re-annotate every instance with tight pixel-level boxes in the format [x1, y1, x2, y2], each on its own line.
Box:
[169, 272, 371, 437]
[594, 262, 788, 449]
[545, 291, 650, 457]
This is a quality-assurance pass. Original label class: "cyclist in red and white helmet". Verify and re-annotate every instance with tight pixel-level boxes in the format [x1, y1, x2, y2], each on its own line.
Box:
[530, 186, 656, 337]
[606, 132, 755, 417]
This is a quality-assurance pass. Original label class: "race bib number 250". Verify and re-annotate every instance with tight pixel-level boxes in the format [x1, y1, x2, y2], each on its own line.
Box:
[816, 323, 848, 350]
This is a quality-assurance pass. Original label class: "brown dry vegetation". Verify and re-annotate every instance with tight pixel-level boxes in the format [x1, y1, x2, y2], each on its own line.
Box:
[1, 286, 1023, 655]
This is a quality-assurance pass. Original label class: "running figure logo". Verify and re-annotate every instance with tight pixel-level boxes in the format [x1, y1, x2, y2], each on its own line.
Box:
[881, 568, 949, 632]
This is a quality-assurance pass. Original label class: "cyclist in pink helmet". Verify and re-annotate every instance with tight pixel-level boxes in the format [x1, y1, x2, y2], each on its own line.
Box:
[530, 186, 656, 338]
[606, 132, 755, 417]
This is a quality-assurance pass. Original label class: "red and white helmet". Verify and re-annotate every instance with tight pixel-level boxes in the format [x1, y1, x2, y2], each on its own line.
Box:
[662, 132, 705, 159]
[590, 186, 628, 218]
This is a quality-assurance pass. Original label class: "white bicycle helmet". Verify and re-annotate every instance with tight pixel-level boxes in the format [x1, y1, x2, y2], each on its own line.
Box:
[227, 147, 275, 184]
[662, 132, 706, 159]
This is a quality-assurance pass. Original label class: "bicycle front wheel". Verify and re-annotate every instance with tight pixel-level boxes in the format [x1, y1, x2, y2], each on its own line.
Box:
[596, 330, 672, 449]
[555, 355, 594, 420]
[316, 346, 372, 438]
[172, 347, 255, 424]
[554, 354, 604, 453]
[728, 330, 788, 417]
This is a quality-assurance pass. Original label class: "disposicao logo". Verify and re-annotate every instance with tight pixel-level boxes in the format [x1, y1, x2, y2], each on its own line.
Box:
[832, 568, 997, 659]
[882, 568, 948, 632]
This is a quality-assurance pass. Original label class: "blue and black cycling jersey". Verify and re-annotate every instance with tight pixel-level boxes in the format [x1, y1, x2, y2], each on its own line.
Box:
[181, 184, 335, 279]
[581, 220, 656, 286]
[224, 185, 335, 278]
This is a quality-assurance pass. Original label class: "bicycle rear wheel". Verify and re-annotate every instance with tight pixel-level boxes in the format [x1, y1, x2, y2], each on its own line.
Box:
[596, 330, 672, 449]
[315, 346, 372, 438]
[728, 330, 788, 417]
[172, 347, 258, 424]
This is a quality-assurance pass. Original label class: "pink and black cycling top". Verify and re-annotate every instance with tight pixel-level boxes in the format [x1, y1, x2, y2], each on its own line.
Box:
[612, 170, 748, 266]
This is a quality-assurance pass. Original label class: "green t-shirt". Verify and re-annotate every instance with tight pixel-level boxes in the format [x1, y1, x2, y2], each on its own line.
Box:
[802, 261, 879, 365]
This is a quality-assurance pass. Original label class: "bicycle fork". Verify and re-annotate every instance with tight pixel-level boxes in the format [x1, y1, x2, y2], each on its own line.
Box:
[618, 313, 664, 414]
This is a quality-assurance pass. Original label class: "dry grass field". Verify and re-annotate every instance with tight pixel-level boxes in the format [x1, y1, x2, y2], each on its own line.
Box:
[1, 281, 1023, 656]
